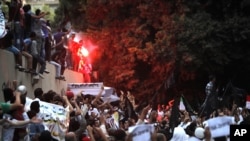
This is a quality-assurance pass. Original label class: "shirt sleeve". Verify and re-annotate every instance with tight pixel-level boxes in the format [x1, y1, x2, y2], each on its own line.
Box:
[0, 102, 11, 114]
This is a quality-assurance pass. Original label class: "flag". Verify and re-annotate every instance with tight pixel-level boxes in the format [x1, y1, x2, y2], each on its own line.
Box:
[169, 96, 181, 139]
[182, 95, 197, 115]
[179, 97, 185, 111]
[246, 95, 250, 109]
[124, 96, 138, 121]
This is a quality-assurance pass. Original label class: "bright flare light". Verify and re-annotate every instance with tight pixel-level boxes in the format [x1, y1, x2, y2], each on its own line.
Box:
[81, 46, 89, 57]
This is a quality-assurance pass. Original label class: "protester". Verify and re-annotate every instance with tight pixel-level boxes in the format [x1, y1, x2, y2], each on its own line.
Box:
[2, 0, 24, 51]
[200, 75, 218, 118]
[2, 31, 25, 71]
[66, 32, 78, 70]
[51, 28, 68, 81]
[41, 17, 52, 62]
[1, 81, 250, 141]
[24, 31, 49, 79]
[78, 56, 92, 83]
[26, 101, 45, 140]
[33, 87, 44, 100]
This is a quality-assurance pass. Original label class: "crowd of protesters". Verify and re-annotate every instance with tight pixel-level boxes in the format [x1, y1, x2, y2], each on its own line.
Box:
[0, 0, 51, 79]
[0, 0, 92, 82]
[0, 80, 250, 141]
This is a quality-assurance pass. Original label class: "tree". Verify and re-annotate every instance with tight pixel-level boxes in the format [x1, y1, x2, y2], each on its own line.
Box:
[54, 0, 250, 106]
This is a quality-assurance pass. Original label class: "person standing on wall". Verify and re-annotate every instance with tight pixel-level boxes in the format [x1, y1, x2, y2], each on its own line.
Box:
[200, 75, 218, 117]
[78, 56, 92, 83]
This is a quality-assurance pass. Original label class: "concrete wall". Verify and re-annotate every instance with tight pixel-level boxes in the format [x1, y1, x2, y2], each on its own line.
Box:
[0, 49, 83, 101]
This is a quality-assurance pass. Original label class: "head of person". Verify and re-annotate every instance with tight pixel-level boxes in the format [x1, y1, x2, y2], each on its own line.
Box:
[209, 75, 216, 82]
[43, 90, 57, 103]
[108, 129, 127, 141]
[30, 101, 40, 114]
[52, 95, 64, 106]
[23, 4, 31, 13]
[34, 88, 43, 100]
[35, 9, 41, 16]
[69, 32, 76, 39]
[66, 91, 74, 101]
[38, 130, 57, 141]
[149, 110, 158, 123]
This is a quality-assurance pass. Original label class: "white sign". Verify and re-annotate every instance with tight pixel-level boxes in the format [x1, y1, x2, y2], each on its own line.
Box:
[68, 83, 120, 102]
[128, 124, 155, 141]
[204, 116, 233, 138]
[0, 8, 7, 38]
[101, 94, 120, 102]
[68, 82, 104, 95]
[68, 82, 103, 89]
[25, 98, 69, 141]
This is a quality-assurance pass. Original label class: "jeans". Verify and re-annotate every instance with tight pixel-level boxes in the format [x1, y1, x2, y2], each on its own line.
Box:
[49, 61, 61, 77]
[32, 54, 46, 74]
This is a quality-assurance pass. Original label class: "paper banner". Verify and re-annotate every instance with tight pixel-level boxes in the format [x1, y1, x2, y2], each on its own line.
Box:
[25, 98, 70, 141]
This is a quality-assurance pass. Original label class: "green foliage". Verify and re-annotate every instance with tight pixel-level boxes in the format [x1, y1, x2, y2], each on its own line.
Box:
[1, 4, 8, 17]
[41, 5, 55, 22]
[177, 12, 250, 76]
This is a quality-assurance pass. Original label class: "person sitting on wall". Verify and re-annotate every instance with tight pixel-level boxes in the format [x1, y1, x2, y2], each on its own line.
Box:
[2, 31, 25, 71]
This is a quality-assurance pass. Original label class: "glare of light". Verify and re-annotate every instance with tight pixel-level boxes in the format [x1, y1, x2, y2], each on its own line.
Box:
[81, 46, 89, 57]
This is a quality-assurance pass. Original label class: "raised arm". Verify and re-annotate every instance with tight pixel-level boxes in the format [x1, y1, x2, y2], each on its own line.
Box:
[137, 104, 151, 125]
[91, 86, 104, 106]
[31, 11, 49, 19]
[10, 91, 24, 111]
[62, 95, 74, 113]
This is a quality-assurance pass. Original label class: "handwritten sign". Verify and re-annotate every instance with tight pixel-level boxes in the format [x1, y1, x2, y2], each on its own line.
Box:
[68, 83, 120, 102]
[128, 124, 155, 141]
[67, 82, 103, 89]
[204, 116, 234, 138]
[68, 82, 104, 95]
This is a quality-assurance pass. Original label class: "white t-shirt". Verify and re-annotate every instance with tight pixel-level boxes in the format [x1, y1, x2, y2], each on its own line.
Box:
[88, 107, 100, 118]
